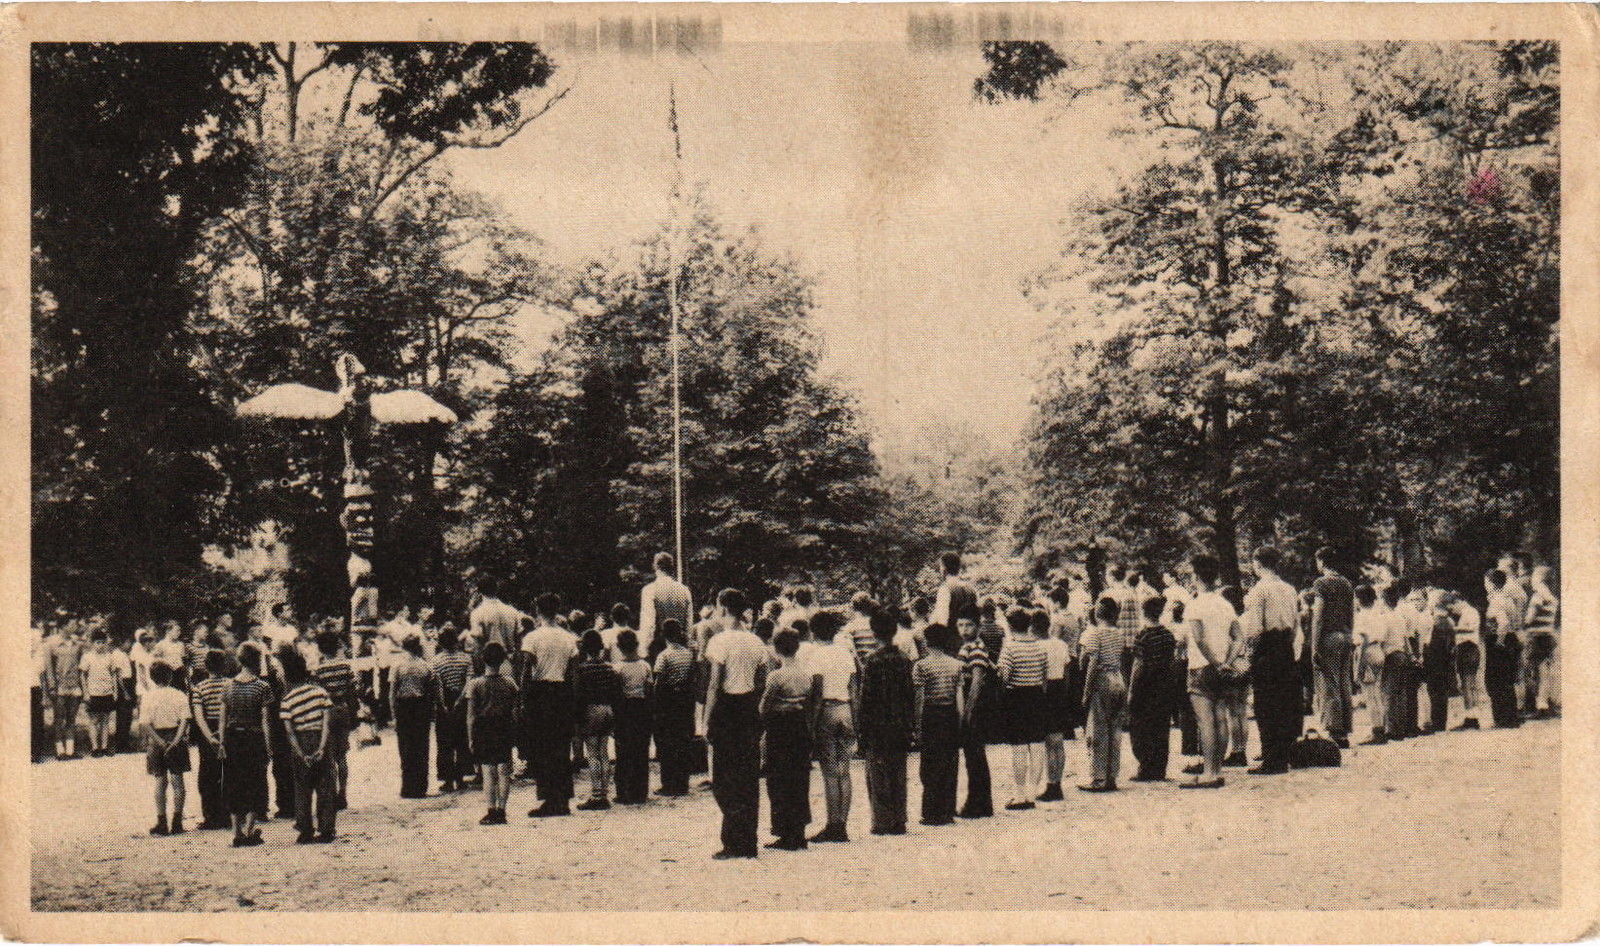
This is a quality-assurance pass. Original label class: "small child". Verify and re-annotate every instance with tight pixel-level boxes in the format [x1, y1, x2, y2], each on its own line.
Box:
[572, 630, 621, 811]
[142, 662, 191, 835]
[611, 630, 653, 805]
[466, 643, 519, 824]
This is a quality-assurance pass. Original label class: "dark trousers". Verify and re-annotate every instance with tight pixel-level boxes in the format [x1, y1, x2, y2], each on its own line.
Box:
[435, 700, 469, 785]
[1251, 630, 1303, 769]
[195, 737, 226, 826]
[374, 668, 392, 727]
[919, 703, 960, 824]
[31, 687, 46, 761]
[959, 707, 993, 817]
[1129, 668, 1172, 778]
[763, 709, 812, 842]
[1486, 637, 1521, 727]
[655, 693, 695, 794]
[268, 722, 296, 817]
[1063, 658, 1084, 739]
[115, 690, 136, 752]
[614, 696, 652, 803]
[865, 746, 908, 833]
[528, 681, 574, 804]
[291, 730, 338, 836]
[395, 697, 433, 797]
[1175, 659, 1199, 755]
[711, 693, 761, 856]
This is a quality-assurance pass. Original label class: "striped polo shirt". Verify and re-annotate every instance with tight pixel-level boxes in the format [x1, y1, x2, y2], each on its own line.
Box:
[653, 645, 695, 697]
[997, 636, 1049, 689]
[431, 651, 473, 702]
[959, 638, 994, 681]
[221, 677, 274, 732]
[279, 682, 332, 734]
[913, 651, 963, 706]
[190, 675, 226, 729]
[314, 659, 358, 708]
[1080, 621, 1125, 680]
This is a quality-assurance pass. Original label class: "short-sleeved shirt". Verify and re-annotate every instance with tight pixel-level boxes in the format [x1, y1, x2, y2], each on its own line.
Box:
[1242, 575, 1300, 638]
[1079, 621, 1125, 679]
[653, 645, 695, 697]
[151, 640, 186, 675]
[279, 682, 332, 733]
[522, 626, 579, 682]
[190, 676, 227, 730]
[997, 636, 1049, 689]
[859, 647, 915, 750]
[1134, 624, 1177, 668]
[846, 616, 879, 664]
[431, 651, 473, 702]
[573, 659, 621, 708]
[1041, 637, 1069, 681]
[803, 639, 857, 701]
[959, 638, 995, 684]
[1185, 591, 1237, 667]
[391, 656, 436, 701]
[467, 673, 519, 722]
[1312, 574, 1355, 637]
[1454, 604, 1482, 644]
[705, 628, 769, 696]
[130, 644, 155, 695]
[1354, 607, 1387, 652]
[1484, 595, 1515, 641]
[110, 649, 134, 693]
[314, 659, 359, 709]
[914, 651, 963, 706]
[143, 685, 190, 730]
[615, 658, 651, 699]
[79, 649, 120, 698]
[1526, 588, 1558, 634]
[1383, 608, 1414, 653]
[222, 676, 274, 732]
[471, 598, 525, 652]
[763, 663, 813, 713]
[48, 638, 86, 695]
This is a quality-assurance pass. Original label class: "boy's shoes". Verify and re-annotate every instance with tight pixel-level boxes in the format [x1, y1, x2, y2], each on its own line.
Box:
[957, 807, 992, 820]
[1129, 773, 1166, 782]
[1005, 799, 1037, 809]
[809, 824, 849, 843]
[1452, 719, 1480, 730]
[168, 821, 186, 835]
[656, 787, 688, 797]
[1360, 731, 1389, 746]
[577, 798, 611, 811]
[1182, 762, 1205, 775]
[766, 838, 807, 850]
[232, 834, 265, 847]
[1037, 784, 1064, 802]
[149, 821, 169, 836]
[919, 818, 954, 827]
[615, 797, 644, 806]
[479, 810, 504, 826]
[314, 832, 337, 843]
[529, 803, 570, 818]
[1179, 778, 1225, 789]
[712, 849, 756, 860]
[1077, 783, 1115, 793]
[296, 832, 317, 845]
[870, 826, 907, 835]
[438, 781, 457, 794]
[1223, 752, 1248, 767]
[1248, 765, 1289, 775]
[1333, 736, 1351, 749]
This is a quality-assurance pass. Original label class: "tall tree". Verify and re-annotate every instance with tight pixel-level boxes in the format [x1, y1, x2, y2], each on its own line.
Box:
[31, 43, 269, 623]
[461, 203, 884, 608]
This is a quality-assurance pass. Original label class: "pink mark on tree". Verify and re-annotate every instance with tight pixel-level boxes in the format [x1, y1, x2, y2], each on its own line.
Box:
[1467, 168, 1502, 204]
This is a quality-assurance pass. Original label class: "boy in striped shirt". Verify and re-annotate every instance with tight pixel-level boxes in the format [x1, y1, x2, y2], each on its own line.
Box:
[278, 651, 336, 844]
[314, 632, 358, 809]
[997, 607, 1049, 809]
[188, 650, 231, 830]
[956, 613, 994, 819]
[431, 627, 473, 792]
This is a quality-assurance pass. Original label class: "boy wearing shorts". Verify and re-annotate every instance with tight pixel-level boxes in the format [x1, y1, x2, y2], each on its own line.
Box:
[143, 662, 191, 835]
[467, 642, 519, 824]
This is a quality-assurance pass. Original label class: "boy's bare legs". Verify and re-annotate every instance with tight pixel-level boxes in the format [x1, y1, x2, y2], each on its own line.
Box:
[169, 772, 186, 831]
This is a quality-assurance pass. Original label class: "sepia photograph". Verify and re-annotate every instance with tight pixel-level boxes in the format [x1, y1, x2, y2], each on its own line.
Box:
[3, 2, 1598, 942]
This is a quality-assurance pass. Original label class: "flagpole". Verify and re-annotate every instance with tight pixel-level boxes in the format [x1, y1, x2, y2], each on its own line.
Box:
[667, 80, 685, 585]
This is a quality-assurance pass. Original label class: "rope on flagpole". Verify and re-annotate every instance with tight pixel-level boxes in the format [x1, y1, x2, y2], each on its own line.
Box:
[668, 80, 686, 585]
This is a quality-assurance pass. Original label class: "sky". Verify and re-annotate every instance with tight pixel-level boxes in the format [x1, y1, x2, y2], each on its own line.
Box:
[450, 42, 1137, 453]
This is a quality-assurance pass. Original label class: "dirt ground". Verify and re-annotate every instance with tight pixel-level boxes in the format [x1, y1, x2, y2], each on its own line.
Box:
[30, 706, 1560, 912]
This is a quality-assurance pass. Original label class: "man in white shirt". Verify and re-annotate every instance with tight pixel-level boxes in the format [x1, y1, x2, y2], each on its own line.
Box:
[469, 577, 525, 653]
[703, 589, 768, 858]
[263, 602, 299, 653]
[639, 552, 693, 657]
[522, 593, 579, 817]
[930, 552, 977, 628]
[1181, 555, 1236, 789]
[1448, 592, 1485, 730]
[1241, 547, 1302, 775]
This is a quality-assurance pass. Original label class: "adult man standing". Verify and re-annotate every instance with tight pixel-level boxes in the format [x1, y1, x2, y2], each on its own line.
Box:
[639, 552, 693, 658]
[930, 552, 977, 629]
[1308, 547, 1355, 748]
[469, 577, 524, 657]
[1241, 547, 1302, 774]
[703, 589, 769, 859]
[522, 593, 579, 817]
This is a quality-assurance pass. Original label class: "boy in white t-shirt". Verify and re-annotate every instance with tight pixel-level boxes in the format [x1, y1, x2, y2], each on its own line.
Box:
[142, 662, 191, 835]
[1181, 555, 1236, 789]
